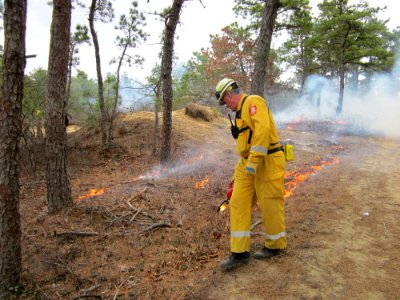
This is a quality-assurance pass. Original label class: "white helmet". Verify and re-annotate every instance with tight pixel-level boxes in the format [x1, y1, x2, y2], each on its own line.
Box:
[215, 78, 238, 105]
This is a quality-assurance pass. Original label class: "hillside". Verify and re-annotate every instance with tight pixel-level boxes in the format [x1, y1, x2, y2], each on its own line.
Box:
[18, 106, 400, 299]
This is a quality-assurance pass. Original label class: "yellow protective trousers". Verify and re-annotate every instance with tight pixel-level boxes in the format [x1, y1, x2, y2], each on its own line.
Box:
[230, 156, 287, 253]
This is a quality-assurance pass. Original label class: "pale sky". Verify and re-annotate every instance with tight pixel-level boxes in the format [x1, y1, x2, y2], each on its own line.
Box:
[24, 0, 400, 82]
[25, 0, 238, 81]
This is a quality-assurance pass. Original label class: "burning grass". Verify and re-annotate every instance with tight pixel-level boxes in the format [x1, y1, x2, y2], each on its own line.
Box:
[281, 118, 349, 133]
[284, 156, 340, 197]
[77, 187, 107, 202]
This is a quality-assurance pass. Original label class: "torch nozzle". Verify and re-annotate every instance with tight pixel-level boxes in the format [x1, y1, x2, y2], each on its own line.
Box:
[217, 199, 230, 212]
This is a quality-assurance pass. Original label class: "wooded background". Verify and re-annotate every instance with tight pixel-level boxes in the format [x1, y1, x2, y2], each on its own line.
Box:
[1, 0, 399, 297]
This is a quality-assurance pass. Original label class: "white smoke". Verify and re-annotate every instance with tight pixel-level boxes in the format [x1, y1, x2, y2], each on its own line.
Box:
[138, 138, 232, 181]
[138, 154, 205, 180]
[275, 52, 400, 138]
[275, 74, 338, 122]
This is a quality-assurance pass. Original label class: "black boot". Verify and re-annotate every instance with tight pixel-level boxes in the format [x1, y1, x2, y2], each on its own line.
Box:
[220, 252, 250, 271]
[253, 247, 281, 259]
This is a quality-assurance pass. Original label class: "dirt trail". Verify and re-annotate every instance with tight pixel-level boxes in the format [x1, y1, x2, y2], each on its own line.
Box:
[192, 135, 400, 299]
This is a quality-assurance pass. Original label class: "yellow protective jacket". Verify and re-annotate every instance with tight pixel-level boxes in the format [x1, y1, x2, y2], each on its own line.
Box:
[234, 94, 284, 180]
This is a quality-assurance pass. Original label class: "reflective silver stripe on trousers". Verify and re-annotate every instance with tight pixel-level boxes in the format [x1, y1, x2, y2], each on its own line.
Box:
[265, 231, 287, 240]
[251, 145, 269, 155]
[231, 231, 251, 238]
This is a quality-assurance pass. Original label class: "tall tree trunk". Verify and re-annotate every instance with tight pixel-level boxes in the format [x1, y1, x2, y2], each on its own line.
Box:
[0, 0, 27, 295]
[250, 0, 280, 97]
[337, 60, 345, 115]
[352, 68, 359, 91]
[160, 0, 185, 164]
[66, 43, 75, 105]
[336, 25, 350, 115]
[89, 0, 108, 150]
[300, 38, 307, 95]
[152, 82, 161, 156]
[45, 0, 72, 213]
[107, 43, 127, 147]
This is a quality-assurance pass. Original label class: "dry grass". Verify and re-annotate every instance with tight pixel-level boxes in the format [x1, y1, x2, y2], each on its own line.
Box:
[184, 103, 220, 122]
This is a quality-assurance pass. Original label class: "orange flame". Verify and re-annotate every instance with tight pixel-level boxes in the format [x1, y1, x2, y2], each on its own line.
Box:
[286, 117, 303, 130]
[78, 188, 107, 201]
[336, 119, 346, 125]
[195, 178, 209, 189]
[284, 156, 340, 198]
[219, 203, 228, 212]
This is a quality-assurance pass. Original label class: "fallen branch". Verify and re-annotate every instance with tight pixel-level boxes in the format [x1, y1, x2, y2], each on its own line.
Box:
[105, 207, 155, 229]
[251, 220, 263, 230]
[78, 284, 102, 296]
[250, 232, 265, 237]
[138, 210, 156, 220]
[72, 295, 102, 300]
[54, 231, 99, 238]
[140, 221, 171, 234]
[130, 208, 141, 222]
[113, 277, 132, 300]
[107, 212, 132, 226]
[117, 187, 149, 205]
[126, 198, 136, 210]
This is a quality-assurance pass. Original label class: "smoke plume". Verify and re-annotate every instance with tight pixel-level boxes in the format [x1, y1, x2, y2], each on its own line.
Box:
[275, 53, 400, 138]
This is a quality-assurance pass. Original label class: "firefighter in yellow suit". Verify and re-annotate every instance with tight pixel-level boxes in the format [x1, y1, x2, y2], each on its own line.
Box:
[215, 78, 287, 270]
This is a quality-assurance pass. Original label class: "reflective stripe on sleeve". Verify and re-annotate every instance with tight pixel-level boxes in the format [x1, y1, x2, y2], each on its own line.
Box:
[251, 145, 269, 155]
[245, 165, 256, 174]
[231, 231, 251, 238]
[265, 231, 287, 240]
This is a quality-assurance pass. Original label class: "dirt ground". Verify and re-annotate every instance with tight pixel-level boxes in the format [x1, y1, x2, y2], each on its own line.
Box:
[18, 108, 400, 299]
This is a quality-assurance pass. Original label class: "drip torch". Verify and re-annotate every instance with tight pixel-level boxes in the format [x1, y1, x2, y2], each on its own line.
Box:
[217, 180, 234, 212]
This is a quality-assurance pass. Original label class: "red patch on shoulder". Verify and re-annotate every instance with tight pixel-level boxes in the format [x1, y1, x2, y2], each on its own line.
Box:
[250, 106, 257, 116]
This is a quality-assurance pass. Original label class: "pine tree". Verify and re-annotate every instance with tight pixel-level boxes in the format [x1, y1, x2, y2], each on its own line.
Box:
[45, 0, 73, 212]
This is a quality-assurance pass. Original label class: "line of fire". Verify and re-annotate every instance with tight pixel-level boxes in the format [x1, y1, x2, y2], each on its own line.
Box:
[76, 121, 346, 211]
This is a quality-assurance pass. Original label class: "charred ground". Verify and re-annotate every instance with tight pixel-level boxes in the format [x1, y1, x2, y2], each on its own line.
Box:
[18, 107, 400, 299]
